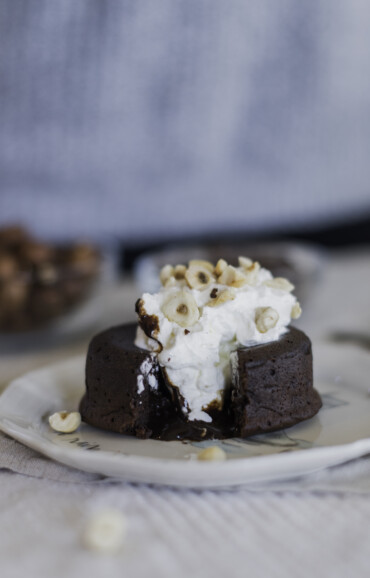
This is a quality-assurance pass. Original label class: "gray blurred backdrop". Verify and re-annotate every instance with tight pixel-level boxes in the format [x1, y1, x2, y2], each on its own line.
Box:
[0, 0, 370, 243]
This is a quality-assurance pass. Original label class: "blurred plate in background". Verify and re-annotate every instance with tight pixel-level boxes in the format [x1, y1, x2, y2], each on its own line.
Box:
[134, 241, 324, 304]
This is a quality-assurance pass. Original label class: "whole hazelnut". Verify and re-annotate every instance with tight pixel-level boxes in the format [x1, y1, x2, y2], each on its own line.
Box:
[0, 225, 30, 249]
[0, 279, 27, 311]
[21, 242, 54, 265]
[0, 255, 18, 282]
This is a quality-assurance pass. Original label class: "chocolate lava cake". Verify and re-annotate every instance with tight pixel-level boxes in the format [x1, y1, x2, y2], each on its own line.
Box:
[80, 323, 322, 441]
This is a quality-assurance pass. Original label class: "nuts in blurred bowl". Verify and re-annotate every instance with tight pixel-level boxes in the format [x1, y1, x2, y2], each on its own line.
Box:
[0, 225, 101, 332]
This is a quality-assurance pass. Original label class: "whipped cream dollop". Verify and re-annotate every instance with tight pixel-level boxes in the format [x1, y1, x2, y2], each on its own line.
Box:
[135, 258, 301, 423]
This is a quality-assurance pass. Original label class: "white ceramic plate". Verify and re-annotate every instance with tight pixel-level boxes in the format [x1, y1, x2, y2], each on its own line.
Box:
[0, 341, 369, 489]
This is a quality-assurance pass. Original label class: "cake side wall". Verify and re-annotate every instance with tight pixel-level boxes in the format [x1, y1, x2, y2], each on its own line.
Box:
[80, 325, 174, 438]
[231, 328, 321, 437]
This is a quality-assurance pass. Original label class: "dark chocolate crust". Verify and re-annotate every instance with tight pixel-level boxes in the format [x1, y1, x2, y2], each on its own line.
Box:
[80, 324, 321, 440]
[231, 327, 322, 436]
[80, 323, 176, 439]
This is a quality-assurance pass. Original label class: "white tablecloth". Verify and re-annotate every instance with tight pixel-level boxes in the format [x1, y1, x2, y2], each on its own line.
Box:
[1, 249, 369, 578]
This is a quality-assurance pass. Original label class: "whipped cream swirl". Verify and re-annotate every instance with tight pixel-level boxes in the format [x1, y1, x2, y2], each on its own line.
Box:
[135, 258, 301, 423]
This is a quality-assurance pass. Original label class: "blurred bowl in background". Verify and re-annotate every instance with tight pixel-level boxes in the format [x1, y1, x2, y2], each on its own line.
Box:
[0, 226, 121, 353]
[133, 241, 325, 305]
[0, 225, 102, 333]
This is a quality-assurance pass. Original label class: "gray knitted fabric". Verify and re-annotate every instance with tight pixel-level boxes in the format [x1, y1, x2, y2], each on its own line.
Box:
[0, 1, 370, 241]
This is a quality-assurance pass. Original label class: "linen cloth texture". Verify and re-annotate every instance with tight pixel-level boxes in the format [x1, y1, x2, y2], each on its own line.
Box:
[1, 0, 370, 241]
[0, 468, 369, 578]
